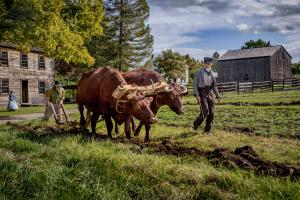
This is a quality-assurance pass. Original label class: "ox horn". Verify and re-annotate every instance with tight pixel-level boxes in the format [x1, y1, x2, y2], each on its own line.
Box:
[180, 85, 188, 94]
[164, 85, 173, 92]
[127, 87, 138, 100]
[117, 84, 126, 91]
[144, 79, 156, 96]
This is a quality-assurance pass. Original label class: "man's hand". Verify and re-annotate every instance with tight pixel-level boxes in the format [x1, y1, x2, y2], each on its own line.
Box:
[196, 96, 201, 104]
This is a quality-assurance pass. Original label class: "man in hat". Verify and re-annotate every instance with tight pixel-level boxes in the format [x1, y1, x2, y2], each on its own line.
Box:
[193, 57, 221, 133]
[42, 81, 65, 123]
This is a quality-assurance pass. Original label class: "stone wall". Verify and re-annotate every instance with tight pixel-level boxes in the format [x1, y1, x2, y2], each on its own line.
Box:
[0, 47, 55, 105]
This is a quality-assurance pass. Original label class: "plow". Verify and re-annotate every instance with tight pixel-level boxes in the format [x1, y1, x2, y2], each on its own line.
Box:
[49, 102, 70, 124]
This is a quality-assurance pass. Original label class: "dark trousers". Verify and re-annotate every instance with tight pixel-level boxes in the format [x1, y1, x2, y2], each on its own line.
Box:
[194, 87, 215, 131]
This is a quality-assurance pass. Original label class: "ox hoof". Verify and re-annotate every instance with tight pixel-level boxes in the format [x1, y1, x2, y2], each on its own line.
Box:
[144, 138, 150, 143]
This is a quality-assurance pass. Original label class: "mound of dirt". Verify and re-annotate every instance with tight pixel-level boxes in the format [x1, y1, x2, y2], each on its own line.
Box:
[6, 122, 300, 179]
[6, 121, 83, 136]
[208, 145, 300, 177]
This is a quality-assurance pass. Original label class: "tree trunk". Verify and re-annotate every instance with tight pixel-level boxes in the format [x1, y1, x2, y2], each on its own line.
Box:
[118, 0, 124, 71]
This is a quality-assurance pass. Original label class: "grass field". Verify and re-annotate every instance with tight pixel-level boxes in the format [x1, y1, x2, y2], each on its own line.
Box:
[0, 90, 299, 199]
[0, 104, 78, 117]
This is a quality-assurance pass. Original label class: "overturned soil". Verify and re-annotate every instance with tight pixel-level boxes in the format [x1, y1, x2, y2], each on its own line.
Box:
[6, 122, 300, 179]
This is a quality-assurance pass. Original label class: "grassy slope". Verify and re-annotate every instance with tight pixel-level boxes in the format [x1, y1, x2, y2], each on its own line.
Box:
[0, 91, 300, 200]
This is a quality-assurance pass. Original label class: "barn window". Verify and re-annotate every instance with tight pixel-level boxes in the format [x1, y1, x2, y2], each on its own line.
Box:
[244, 74, 249, 81]
[39, 81, 45, 94]
[1, 50, 8, 66]
[38, 55, 45, 70]
[20, 53, 28, 68]
[1, 79, 9, 94]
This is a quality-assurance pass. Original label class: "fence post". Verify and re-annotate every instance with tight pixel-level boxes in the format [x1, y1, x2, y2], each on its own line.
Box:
[283, 79, 285, 90]
[237, 81, 240, 94]
[221, 83, 224, 95]
[251, 82, 254, 93]
[271, 80, 274, 92]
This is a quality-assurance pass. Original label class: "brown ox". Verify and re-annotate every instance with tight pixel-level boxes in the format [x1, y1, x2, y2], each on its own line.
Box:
[115, 69, 188, 141]
[76, 67, 157, 138]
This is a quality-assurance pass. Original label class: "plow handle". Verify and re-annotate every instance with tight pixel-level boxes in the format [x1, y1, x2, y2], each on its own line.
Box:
[60, 103, 69, 123]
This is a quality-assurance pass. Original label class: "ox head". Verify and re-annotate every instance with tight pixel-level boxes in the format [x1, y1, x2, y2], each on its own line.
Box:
[115, 86, 157, 124]
[127, 91, 156, 124]
[157, 83, 188, 115]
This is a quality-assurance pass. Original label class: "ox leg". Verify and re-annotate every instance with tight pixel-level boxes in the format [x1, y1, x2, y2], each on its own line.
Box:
[78, 104, 86, 128]
[131, 117, 137, 133]
[91, 113, 100, 135]
[114, 120, 119, 134]
[104, 115, 113, 138]
[85, 110, 91, 129]
[125, 116, 131, 139]
[134, 122, 144, 136]
[144, 124, 151, 142]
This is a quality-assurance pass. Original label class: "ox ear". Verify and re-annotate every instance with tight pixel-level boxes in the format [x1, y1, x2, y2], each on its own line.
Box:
[146, 97, 153, 103]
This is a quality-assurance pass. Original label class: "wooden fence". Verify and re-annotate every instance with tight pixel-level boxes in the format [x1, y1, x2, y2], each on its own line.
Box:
[187, 78, 300, 95]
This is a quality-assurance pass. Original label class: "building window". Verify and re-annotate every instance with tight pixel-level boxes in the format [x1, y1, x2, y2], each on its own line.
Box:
[20, 53, 28, 68]
[244, 74, 249, 81]
[39, 81, 45, 94]
[38, 55, 45, 70]
[1, 79, 9, 94]
[1, 50, 8, 66]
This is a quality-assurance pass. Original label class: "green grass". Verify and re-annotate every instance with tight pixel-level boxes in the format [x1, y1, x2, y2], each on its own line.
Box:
[0, 104, 77, 117]
[0, 90, 300, 199]
[158, 91, 300, 138]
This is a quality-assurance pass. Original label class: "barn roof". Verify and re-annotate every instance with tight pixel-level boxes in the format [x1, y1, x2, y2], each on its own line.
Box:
[0, 42, 43, 53]
[218, 45, 291, 61]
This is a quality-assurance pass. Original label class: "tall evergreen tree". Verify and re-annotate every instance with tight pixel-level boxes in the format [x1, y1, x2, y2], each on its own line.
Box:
[89, 0, 153, 71]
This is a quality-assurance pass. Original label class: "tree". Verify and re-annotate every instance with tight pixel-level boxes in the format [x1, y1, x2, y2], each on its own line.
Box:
[292, 62, 300, 74]
[212, 51, 219, 71]
[0, 0, 104, 65]
[184, 54, 202, 82]
[87, 15, 119, 67]
[88, 0, 153, 71]
[154, 49, 186, 81]
[241, 39, 271, 49]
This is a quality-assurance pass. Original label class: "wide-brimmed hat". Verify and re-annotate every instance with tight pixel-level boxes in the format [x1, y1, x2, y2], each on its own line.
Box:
[204, 57, 213, 64]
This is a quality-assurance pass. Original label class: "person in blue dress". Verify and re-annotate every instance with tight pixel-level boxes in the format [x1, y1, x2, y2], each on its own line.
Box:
[7, 91, 19, 111]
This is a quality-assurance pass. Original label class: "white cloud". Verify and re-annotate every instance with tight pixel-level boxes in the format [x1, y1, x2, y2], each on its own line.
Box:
[236, 24, 249, 32]
[148, 0, 300, 61]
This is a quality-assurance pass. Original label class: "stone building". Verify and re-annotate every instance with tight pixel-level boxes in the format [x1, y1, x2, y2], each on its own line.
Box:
[0, 42, 55, 105]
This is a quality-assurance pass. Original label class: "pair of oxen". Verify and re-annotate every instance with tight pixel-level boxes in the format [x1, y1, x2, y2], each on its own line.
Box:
[76, 67, 188, 141]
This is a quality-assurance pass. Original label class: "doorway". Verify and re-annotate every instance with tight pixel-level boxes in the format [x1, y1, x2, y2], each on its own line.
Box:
[21, 80, 29, 104]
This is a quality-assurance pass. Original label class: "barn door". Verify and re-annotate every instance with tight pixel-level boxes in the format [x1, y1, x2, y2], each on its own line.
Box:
[21, 80, 29, 103]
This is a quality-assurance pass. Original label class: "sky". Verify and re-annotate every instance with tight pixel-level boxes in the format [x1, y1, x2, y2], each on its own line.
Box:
[147, 0, 300, 62]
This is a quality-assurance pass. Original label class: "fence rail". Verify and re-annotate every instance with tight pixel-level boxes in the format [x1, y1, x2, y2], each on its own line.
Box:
[187, 78, 300, 95]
